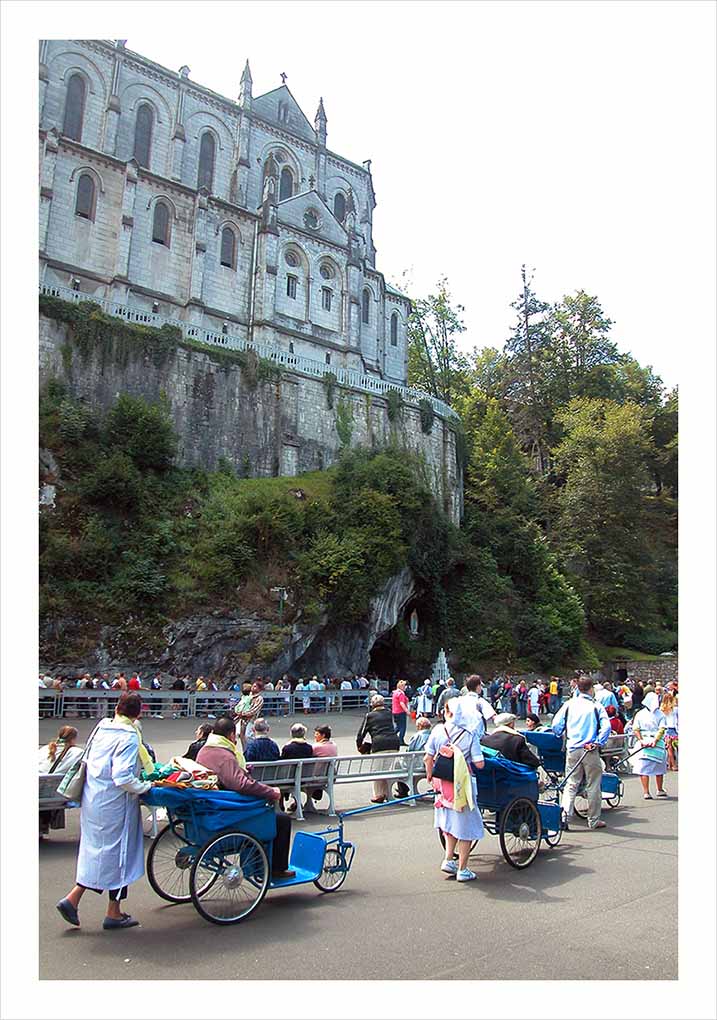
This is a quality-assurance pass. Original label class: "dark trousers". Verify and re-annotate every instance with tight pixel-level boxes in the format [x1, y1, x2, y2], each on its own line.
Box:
[393, 712, 407, 744]
[272, 812, 292, 873]
[79, 883, 128, 901]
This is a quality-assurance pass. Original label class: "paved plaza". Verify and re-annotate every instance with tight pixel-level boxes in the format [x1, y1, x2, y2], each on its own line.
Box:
[38, 712, 678, 981]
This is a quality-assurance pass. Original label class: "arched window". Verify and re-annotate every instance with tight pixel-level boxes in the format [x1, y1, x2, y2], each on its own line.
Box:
[75, 173, 96, 220]
[63, 73, 86, 141]
[133, 103, 153, 168]
[152, 201, 170, 246]
[220, 226, 236, 268]
[279, 166, 293, 201]
[197, 131, 215, 191]
[390, 312, 398, 346]
[361, 289, 370, 324]
[334, 192, 346, 223]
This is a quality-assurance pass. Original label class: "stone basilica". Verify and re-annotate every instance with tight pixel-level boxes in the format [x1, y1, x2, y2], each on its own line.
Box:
[38, 39, 411, 386]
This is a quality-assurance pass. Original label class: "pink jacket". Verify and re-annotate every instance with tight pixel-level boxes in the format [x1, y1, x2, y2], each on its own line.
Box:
[196, 745, 278, 801]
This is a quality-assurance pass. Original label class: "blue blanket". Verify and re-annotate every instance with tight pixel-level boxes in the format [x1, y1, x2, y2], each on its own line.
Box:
[142, 786, 277, 845]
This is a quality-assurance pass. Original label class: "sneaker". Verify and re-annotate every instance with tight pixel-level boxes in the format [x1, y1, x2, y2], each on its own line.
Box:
[207, 714, 216, 719]
[155, 714, 164, 719]
[440, 859, 458, 876]
[456, 868, 477, 882]
[588, 820, 607, 829]
[656, 790, 668, 798]
[643, 793, 653, 800]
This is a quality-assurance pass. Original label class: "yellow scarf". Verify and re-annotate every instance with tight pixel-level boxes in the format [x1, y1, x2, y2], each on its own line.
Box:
[452, 745, 475, 812]
[205, 732, 246, 770]
[115, 715, 153, 771]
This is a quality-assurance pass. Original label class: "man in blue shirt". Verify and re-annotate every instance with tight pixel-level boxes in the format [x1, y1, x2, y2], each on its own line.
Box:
[594, 681, 620, 713]
[552, 677, 612, 830]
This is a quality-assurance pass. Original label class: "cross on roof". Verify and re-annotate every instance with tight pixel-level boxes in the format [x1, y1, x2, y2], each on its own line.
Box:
[280, 72, 287, 84]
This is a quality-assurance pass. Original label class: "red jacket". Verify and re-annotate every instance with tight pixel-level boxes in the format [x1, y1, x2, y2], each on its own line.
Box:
[196, 745, 279, 802]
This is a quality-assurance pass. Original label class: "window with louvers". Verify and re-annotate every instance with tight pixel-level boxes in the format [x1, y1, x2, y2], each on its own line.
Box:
[63, 73, 86, 141]
[152, 202, 170, 245]
[133, 103, 153, 168]
[220, 227, 235, 268]
[198, 132, 215, 191]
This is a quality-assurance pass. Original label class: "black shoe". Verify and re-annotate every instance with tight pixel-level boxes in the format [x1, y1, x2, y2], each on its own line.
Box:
[272, 869, 296, 880]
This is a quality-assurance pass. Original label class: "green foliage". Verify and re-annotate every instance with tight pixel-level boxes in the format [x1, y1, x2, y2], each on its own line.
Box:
[80, 452, 144, 511]
[406, 277, 470, 406]
[418, 398, 435, 434]
[104, 393, 176, 471]
[323, 371, 338, 409]
[40, 294, 280, 386]
[335, 394, 354, 448]
[386, 389, 403, 423]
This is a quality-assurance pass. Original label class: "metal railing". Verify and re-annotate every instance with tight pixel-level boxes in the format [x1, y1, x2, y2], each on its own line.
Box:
[39, 282, 459, 421]
[38, 688, 382, 720]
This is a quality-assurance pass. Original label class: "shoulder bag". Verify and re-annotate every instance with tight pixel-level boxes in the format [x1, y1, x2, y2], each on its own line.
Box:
[57, 722, 102, 802]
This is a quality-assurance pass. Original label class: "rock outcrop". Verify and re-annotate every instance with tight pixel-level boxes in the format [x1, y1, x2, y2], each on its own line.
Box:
[41, 568, 416, 680]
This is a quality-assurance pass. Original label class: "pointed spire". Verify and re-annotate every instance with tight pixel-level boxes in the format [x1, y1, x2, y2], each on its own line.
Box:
[239, 60, 253, 110]
[314, 97, 327, 145]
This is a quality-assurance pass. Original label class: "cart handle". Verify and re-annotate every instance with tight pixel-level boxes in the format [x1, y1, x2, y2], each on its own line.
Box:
[337, 791, 431, 820]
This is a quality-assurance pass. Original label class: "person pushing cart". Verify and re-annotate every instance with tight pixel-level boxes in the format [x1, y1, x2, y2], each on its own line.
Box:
[551, 677, 611, 830]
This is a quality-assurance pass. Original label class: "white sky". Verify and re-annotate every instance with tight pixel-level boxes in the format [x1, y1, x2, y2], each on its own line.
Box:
[122, 1, 716, 388]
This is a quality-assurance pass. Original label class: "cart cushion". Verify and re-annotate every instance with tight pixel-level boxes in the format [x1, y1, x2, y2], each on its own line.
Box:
[523, 730, 566, 774]
[142, 787, 277, 845]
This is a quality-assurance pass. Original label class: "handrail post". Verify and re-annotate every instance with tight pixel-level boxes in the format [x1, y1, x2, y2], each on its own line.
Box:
[294, 760, 304, 821]
[327, 759, 337, 816]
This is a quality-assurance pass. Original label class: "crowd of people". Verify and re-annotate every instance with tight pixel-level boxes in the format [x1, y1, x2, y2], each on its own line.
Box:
[44, 667, 678, 923]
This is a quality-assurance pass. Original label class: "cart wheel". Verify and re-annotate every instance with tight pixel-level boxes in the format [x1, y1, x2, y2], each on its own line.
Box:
[499, 798, 542, 869]
[147, 823, 200, 903]
[438, 830, 479, 858]
[605, 792, 622, 809]
[314, 848, 348, 893]
[190, 831, 269, 925]
[543, 826, 563, 848]
[573, 792, 589, 819]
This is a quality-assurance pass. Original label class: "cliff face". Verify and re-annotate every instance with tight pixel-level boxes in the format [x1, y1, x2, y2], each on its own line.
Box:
[40, 313, 463, 523]
[41, 568, 417, 681]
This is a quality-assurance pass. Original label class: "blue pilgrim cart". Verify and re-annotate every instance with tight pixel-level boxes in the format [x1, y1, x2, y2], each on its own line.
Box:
[436, 748, 565, 865]
[524, 730, 625, 819]
[142, 786, 355, 925]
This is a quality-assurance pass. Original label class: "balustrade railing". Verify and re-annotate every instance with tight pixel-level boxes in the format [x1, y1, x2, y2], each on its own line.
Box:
[40, 283, 459, 420]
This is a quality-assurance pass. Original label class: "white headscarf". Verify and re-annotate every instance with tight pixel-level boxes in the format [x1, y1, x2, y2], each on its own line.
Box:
[643, 691, 660, 713]
[447, 695, 481, 733]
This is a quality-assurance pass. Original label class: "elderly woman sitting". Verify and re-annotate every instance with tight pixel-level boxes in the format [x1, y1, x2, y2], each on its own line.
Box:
[480, 713, 541, 768]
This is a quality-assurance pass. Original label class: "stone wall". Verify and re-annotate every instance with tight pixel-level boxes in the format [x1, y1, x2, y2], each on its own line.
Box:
[39, 314, 463, 521]
[603, 658, 679, 684]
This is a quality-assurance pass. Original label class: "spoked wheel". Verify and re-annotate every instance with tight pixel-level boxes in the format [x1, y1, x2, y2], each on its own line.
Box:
[437, 830, 479, 858]
[573, 789, 589, 819]
[499, 798, 542, 869]
[147, 823, 200, 903]
[314, 848, 348, 893]
[543, 826, 563, 848]
[190, 831, 269, 925]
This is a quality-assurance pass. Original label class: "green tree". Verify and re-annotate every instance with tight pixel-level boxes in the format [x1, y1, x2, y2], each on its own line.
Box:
[103, 393, 176, 471]
[504, 266, 555, 471]
[406, 277, 470, 406]
[552, 398, 657, 640]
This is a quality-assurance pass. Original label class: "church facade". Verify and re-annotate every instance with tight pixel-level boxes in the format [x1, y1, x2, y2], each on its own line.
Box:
[38, 39, 413, 387]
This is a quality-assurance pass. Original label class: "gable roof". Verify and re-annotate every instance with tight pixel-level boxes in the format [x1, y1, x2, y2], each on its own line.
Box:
[252, 85, 316, 143]
[277, 189, 348, 246]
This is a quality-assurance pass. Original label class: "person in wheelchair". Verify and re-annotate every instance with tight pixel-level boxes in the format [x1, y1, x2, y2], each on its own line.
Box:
[480, 713, 541, 769]
[197, 716, 295, 879]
